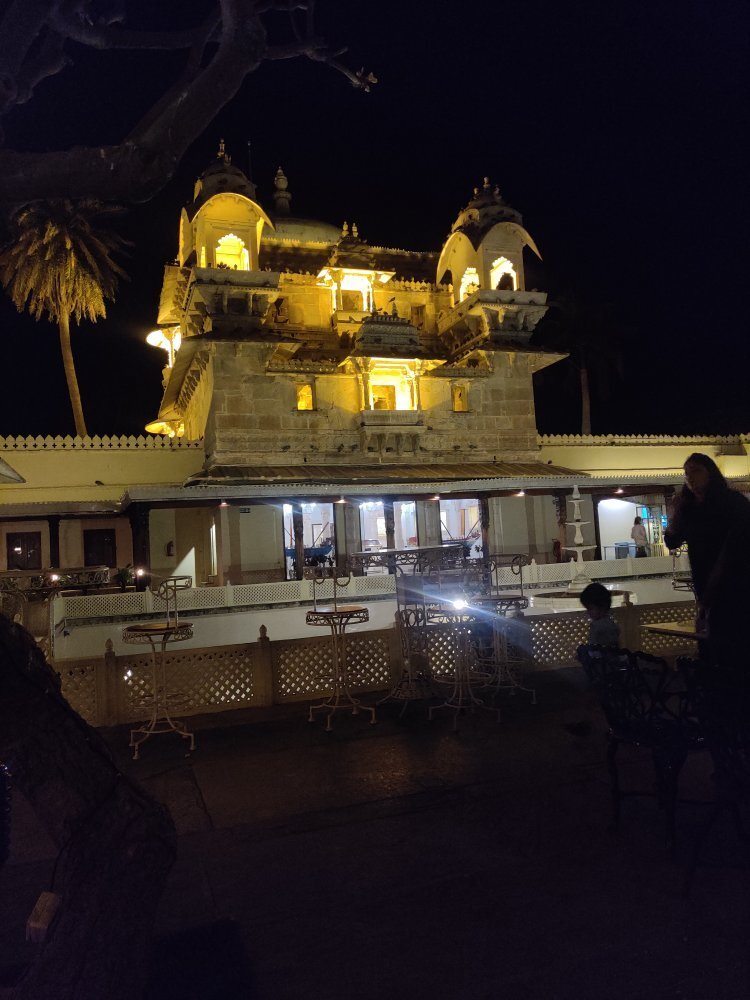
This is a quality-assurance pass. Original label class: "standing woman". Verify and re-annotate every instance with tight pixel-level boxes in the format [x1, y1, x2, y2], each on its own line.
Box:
[631, 515, 648, 557]
[664, 453, 750, 674]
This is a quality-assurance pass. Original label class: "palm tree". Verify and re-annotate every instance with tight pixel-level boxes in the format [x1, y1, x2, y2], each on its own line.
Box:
[0, 199, 127, 436]
[532, 291, 625, 435]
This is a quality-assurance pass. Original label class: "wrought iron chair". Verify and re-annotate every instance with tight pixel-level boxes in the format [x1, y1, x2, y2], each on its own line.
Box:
[578, 645, 705, 853]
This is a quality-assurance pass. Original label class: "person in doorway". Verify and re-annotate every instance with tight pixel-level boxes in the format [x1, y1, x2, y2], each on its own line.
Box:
[580, 582, 621, 648]
[631, 515, 649, 557]
[664, 452, 750, 676]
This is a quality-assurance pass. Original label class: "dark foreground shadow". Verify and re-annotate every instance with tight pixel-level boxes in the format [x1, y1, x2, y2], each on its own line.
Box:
[146, 919, 257, 1000]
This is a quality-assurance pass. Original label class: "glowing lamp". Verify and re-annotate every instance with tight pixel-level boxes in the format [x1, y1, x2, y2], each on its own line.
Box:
[452, 598, 467, 610]
[146, 329, 167, 348]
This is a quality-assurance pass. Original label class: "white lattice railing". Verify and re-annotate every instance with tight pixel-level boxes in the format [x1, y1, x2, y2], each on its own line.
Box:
[528, 600, 696, 667]
[58, 627, 400, 726]
[57, 603, 699, 727]
[494, 553, 685, 590]
[56, 556, 684, 626]
[56, 575, 400, 623]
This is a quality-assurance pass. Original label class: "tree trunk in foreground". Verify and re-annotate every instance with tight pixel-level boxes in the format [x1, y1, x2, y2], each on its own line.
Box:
[579, 364, 592, 435]
[57, 313, 88, 438]
[0, 616, 176, 1000]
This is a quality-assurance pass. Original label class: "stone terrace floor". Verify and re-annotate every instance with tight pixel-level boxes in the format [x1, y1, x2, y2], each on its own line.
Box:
[2, 668, 750, 999]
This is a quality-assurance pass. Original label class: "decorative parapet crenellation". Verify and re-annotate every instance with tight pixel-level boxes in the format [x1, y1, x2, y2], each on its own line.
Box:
[538, 433, 750, 446]
[0, 435, 204, 451]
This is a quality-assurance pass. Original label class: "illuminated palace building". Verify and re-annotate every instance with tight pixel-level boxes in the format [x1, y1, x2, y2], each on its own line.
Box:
[3, 144, 750, 647]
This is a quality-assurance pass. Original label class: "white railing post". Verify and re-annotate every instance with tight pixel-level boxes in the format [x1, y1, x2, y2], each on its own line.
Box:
[224, 582, 234, 607]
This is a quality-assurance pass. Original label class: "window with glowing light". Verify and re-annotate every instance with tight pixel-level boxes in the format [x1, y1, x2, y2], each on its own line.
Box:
[490, 256, 517, 291]
[282, 502, 336, 579]
[451, 385, 469, 412]
[459, 266, 480, 301]
[296, 383, 315, 410]
[341, 289, 364, 311]
[368, 361, 417, 411]
[439, 498, 482, 560]
[214, 233, 249, 270]
[339, 273, 371, 312]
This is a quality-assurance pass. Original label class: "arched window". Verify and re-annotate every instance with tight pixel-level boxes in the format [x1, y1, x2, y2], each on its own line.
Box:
[451, 384, 469, 412]
[215, 233, 249, 270]
[490, 256, 517, 291]
[459, 266, 480, 302]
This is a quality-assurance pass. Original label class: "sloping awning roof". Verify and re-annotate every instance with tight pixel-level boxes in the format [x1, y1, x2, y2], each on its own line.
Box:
[185, 461, 583, 487]
[0, 456, 25, 483]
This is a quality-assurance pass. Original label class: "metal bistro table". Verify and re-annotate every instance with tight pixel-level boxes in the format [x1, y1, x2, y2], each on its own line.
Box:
[305, 604, 377, 731]
[470, 595, 536, 704]
[122, 576, 196, 759]
[426, 604, 499, 729]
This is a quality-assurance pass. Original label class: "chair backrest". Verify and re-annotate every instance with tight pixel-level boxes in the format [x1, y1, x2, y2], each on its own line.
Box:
[579, 645, 664, 732]
[156, 575, 192, 627]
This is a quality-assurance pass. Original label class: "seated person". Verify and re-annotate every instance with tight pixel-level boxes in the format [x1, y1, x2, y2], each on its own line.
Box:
[580, 582, 620, 648]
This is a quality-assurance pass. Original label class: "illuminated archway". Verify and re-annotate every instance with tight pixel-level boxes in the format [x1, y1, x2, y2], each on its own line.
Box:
[490, 256, 517, 291]
[215, 233, 249, 270]
[459, 266, 480, 302]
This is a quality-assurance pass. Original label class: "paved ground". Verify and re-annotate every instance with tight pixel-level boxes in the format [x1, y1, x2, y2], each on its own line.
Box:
[2, 668, 750, 999]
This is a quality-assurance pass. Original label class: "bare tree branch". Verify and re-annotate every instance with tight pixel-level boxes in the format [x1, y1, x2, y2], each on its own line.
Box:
[48, 8, 220, 51]
[0, 0, 58, 113]
[0, 0, 374, 207]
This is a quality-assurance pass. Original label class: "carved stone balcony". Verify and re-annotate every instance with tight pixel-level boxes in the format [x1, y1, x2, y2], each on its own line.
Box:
[437, 289, 548, 362]
[358, 409, 426, 455]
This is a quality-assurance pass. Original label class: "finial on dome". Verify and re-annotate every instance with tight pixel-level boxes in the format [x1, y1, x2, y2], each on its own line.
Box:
[342, 221, 349, 237]
[483, 176, 491, 189]
[352, 222, 359, 239]
[273, 166, 292, 215]
[218, 138, 226, 159]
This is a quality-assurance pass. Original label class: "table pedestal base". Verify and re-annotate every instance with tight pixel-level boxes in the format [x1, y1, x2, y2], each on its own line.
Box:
[428, 674, 499, 731]
[130, 708, 195, 761]
[306, 606, 377, 732]
[123, 624, 196, 760]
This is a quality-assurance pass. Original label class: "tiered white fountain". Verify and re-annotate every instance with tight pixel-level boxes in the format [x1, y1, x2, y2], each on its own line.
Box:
[563, 485, 597, 593]
[531, 485, 631, 611]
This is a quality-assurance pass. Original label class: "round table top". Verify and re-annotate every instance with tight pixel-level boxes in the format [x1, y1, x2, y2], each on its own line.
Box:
[122, 621, 194, 641]
[471, 595, 529, 613]
[306, 605, 369, 625]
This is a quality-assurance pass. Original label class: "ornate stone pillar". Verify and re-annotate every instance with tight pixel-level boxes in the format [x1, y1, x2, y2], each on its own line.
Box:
[479, 496, 491, 569]
[383, 498, 396, 554]
[292, 504, 305, 581]
[343, 501, 363, 574]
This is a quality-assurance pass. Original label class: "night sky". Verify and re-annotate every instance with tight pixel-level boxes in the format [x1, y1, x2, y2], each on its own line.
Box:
[1, 0, 747, 437]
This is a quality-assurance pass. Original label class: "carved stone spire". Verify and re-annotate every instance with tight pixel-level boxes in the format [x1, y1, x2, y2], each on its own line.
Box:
[273, 166, 292, 215]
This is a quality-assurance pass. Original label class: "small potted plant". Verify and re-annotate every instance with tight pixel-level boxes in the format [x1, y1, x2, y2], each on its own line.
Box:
[113, 565, 134, 591]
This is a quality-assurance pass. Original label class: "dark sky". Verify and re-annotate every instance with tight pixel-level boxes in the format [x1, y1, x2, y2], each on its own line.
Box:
[1, 0, 747, 437]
